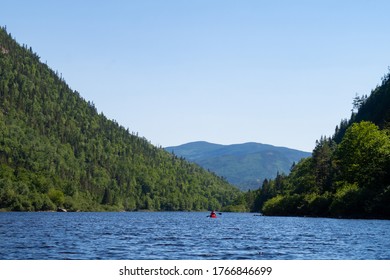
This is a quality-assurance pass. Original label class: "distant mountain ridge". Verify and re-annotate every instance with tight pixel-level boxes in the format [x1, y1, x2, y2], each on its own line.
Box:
[165, 141, 311, 190]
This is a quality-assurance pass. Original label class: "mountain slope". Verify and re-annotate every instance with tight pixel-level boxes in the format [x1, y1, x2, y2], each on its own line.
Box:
[165, 141, 311, 190]
[333, 73, 390, 143]
[0, 27, 240, 211]
[252, 71, 390, 219]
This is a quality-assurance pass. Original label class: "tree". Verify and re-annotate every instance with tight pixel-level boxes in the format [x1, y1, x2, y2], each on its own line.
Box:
[101, 188, 112, 205]
[48, 189, 65, 207]
[351, 93, 367, 113]
[335, 121, 390, 189]
[329, 183, 362, 217]
[312, 137, 336, 193]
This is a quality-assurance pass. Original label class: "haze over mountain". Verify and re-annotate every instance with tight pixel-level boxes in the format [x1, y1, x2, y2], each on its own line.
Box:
[165, 141, 311, 190]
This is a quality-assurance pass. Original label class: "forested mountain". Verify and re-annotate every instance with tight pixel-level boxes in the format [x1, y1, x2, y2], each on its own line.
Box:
[0, 27, 240, 211]
[245, 71, 390, 219]
[165, 141, 310, 190]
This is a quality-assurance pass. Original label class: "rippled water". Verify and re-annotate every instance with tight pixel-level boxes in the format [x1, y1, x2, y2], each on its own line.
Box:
[1, 212, 389, 259]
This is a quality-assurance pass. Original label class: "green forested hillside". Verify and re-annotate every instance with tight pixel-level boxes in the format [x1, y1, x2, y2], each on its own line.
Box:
[165, 141, 310, 190]
[247, 72, 390, 219]
[0, 27, 240, 211]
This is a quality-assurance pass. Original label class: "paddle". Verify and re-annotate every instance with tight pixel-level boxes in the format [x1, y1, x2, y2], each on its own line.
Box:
[206, 212, 222, 217]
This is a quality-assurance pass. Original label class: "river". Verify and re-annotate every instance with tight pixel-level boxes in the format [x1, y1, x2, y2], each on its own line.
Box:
[1, 212, 389, 259]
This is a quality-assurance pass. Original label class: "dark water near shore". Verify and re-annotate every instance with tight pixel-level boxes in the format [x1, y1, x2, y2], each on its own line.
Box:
[1, 212, 389, 260]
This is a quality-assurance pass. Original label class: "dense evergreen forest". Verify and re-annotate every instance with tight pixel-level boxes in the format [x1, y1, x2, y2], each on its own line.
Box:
[2, 25, 389, 218]
[239, 71, 390, 219]
[0, 27, 240, 212]
[165, 141, 310, 191]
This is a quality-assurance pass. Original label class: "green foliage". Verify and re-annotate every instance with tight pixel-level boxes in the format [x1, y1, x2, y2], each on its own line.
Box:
[304, 192, 332, 217]
[222, 203, 249, 212]
[165, 141, 310, 191]
[48, 189, 65, 207]
[0, 27, 240, 212]
[335, 121, 390, 189]
[249, 73, 390, 219]
[333, 72, 390, 142]
[262, 194, 305, 216]
[285, 157, 316, 194]
[329, 182, 362, 217]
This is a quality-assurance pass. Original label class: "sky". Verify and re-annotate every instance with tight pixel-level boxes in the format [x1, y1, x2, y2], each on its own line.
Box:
[1, 0, 390, 152]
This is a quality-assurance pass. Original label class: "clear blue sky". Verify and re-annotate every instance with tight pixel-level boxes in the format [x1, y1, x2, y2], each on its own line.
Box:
[2, 0, 390, 152]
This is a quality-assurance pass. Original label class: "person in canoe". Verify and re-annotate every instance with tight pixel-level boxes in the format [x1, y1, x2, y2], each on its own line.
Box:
[209, 210, 217, 218]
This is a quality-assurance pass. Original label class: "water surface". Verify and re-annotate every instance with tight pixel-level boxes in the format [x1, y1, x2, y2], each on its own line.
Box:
[0, 212, 389, 259]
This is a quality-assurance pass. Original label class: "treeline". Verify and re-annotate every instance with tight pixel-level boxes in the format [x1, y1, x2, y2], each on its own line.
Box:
[239, 71, 390, 219]
[0, 27, 240, 211]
